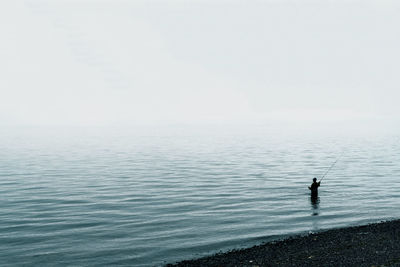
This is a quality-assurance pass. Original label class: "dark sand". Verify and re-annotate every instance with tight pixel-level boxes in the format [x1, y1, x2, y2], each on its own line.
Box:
[166, 219, 400, 267]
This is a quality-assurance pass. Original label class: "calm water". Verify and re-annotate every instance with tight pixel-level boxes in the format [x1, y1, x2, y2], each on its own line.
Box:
[0, 126, 399, 266]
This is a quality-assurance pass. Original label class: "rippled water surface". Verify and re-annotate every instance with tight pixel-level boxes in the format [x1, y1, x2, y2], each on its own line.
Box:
[0, 126, 399, 266]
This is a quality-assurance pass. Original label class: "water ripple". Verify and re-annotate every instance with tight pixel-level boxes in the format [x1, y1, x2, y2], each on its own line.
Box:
[0, 129, 399, 266]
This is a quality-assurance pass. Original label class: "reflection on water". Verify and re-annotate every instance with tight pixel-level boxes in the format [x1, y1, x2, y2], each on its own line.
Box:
[310, 196, 320, 232]
[311, 196, 320, 216]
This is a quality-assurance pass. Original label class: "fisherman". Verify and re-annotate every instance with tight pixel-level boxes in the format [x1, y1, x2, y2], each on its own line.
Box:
[308, 178, 320, 198]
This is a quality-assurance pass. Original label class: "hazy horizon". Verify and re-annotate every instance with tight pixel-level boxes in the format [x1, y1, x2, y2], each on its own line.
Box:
[1, 0, 399, 132]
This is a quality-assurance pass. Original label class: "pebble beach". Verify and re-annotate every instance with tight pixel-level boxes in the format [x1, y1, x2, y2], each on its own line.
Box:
[167, 219, 400, 267]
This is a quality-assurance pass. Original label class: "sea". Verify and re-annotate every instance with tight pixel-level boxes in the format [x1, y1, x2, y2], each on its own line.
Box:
[0, 125, 399, 266]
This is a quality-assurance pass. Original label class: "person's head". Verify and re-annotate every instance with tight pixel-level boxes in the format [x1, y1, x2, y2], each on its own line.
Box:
[313, 177, 317, 182]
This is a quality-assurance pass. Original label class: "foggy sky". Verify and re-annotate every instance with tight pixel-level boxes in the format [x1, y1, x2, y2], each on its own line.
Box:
[1, 0, 399, 129]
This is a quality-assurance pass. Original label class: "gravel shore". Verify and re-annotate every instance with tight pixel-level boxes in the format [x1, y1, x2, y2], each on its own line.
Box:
[166, 219, 400, 267]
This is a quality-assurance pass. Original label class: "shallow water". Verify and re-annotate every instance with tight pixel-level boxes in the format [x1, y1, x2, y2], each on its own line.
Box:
[0, 126, 399, 266]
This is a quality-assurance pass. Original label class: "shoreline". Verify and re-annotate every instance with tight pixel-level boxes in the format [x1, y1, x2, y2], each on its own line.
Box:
[166, 219, 400, 266]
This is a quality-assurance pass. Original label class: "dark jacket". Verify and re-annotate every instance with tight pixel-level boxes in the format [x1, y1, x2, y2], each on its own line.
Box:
[309, 181, 320, 197]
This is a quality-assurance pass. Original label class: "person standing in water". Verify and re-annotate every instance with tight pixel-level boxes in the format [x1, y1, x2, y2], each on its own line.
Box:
[308, 178, 321, 198]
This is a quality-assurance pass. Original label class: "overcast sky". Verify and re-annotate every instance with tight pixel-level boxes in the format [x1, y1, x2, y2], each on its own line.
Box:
[1, 0, 399, 128]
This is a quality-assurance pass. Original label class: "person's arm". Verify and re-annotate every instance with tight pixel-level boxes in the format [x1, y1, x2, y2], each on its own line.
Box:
[308, 186, 311, 190]
[318, 182, 321, 186]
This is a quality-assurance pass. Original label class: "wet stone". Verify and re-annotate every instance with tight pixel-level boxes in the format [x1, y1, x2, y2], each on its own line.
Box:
[166, 219, 400, 267]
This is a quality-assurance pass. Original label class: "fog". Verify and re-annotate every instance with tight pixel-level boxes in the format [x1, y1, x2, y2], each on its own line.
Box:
[1, 0, 399, 132]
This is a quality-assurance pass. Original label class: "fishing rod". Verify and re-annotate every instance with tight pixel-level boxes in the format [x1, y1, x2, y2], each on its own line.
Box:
[319, 151, 344, 182]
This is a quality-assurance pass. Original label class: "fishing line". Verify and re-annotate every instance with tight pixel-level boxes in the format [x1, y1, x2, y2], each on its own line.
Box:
[319, 151, 344, 182]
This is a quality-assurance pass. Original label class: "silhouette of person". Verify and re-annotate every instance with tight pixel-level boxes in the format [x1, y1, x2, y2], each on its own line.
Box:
[308, 177, 320, 198]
